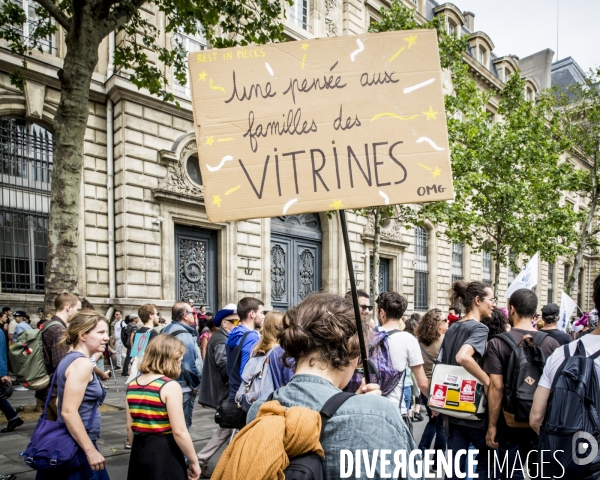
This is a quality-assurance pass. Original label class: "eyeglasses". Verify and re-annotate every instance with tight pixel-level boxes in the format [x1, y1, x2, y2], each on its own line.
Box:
[360, 305, 373, 311]
[231, 319, 240, 325]
[185, 310, 195, 315]
[481, 296, 497, 303]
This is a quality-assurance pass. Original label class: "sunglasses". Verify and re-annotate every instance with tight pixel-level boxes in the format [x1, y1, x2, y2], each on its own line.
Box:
[360, 305, 373, 311]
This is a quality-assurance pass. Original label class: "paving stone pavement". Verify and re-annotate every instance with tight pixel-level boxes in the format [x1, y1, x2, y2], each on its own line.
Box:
[0, 376, 427, 479]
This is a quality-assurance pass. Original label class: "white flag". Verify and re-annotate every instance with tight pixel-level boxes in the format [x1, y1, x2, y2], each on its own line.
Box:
[504, 252, 539, 298]
[558, 292, 578, 331]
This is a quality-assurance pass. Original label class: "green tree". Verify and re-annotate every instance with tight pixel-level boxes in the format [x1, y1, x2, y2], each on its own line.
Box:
[423, 72, 579, 295]
[0, 0, 289, 309]
[550, 68, 600, 295]
[362, 0, 468, 300]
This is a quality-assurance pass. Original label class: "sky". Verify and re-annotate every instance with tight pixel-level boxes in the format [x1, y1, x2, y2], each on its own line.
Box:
[451, 0, 599, 73]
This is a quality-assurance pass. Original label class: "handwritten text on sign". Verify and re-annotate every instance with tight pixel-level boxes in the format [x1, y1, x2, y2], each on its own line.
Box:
[189, 29, 454, 223]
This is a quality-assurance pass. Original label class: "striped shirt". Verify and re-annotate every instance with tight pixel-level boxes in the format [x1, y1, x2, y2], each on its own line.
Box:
[127, 376, 173, 434]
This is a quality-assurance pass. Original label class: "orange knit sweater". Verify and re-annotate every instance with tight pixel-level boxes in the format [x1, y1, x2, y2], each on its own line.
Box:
[212, 400, 325, 480]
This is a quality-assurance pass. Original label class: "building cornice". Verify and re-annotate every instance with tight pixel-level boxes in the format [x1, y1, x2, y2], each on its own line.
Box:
[433, 3, 466, 25]
[463, 52, 503, 93]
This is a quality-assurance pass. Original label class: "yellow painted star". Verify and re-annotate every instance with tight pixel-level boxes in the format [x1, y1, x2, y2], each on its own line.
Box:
[301, 43, 309, 51]
[212, 195, 221, 207]
[329, 199, 344, 210]
[205, 136, 214, 146]
[198, 71, 207, 81]
[432, 167, 442, 178]
[404, 35, 418, 48]
[422, 106, 438, 120]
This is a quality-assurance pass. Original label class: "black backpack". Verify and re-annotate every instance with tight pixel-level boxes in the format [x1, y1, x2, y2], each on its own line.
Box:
[539, 341, 600, 479]
[497, 331, 549, 427]
[120, 321, 129, 347]
[266, 391, 355, 480]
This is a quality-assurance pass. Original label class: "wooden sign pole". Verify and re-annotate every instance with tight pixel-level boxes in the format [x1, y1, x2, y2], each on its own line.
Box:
[339, 209, 371, 385]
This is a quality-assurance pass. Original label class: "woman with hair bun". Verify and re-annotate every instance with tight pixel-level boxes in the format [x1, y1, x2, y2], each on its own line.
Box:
[216, 293, 419, 480]
[37, 310, 110, 480]
[441, 281, 494, 478]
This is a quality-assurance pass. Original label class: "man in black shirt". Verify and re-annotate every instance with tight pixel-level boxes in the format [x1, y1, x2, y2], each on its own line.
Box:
[483, 289, 559, 480]
[539, 303, 572, 346]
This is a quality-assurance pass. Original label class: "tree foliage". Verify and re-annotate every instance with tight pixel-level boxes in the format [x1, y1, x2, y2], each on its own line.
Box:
[548, 67, 600, 295]
[357, 0, 468, 299]
[422, 72, 579, 294]
[0, 0, 290, 309]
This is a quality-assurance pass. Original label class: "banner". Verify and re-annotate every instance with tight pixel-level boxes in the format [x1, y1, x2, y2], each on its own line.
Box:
[504, 252, 539, 298]
[558, 291, 578, 331]
[188, 29, 454, 223]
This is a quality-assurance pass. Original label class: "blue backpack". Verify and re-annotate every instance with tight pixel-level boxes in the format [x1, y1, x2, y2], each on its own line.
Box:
[344, 329, 402, 395]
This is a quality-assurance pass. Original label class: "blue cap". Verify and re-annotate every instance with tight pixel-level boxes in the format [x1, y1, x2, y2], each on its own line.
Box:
[213, 303, 237, 327]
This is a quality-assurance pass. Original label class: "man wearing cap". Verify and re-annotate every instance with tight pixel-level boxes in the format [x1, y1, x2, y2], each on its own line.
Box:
[197, 303, 239, 477]
[539, 303, 573, 346]
[12, 311, 32, 343]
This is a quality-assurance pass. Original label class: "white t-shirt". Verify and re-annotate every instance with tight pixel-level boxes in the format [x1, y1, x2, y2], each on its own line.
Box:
[8, 319, 17, 335]
[379, 327, 423, 414]
[114, 319, 124, 344]
[539, 334, 600, 389]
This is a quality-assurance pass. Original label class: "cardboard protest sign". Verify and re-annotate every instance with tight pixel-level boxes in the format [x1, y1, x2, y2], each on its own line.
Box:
[131, 331, 150, 359]
[189, 29, 454, 223]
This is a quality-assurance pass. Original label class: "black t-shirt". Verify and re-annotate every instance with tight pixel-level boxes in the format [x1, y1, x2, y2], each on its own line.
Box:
[482, 329, 560, 440]
[539, 327, 572, 346]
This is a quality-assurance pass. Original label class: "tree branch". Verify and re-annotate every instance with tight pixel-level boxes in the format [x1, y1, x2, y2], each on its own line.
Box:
[33, 0, 71, 31]
[102, 0, 147, 36]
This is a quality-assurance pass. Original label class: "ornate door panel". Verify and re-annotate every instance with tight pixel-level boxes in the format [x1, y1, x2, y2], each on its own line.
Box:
[271, 214, 322, 310]
[370, 257, 390, 300]
[175, 225, 217, 312]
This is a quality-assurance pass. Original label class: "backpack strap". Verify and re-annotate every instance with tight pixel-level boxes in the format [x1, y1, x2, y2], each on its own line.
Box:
[496, 332, 519, 351]
[318, 392, 355, 436]
[419, 343, 438, 365]
[590, 348, 600, 360]
[227, 331, 251, 377]
[386, 329, 402, 336]
[533, 331, 548, 347]
[550, 344, 574, 391]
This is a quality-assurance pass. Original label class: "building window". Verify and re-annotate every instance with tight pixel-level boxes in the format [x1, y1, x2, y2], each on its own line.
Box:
[4, 0, 58, 56]
[448, 20, 457, 36]
[482, 251, 492, 286]
[507, 251, 516, 286]
[526, 87, 535, 102]
[478, 46, 487, 68]
[173, 32, 206, 96]
[414, 227, 429, 310]
[289, 0, 309, 30]
[547, 263, 554, 303]
[451, 242, 463, 283]
[185, 153, 202, 186]
[577, 269, 583, 308]
[0, 118, 52, 293]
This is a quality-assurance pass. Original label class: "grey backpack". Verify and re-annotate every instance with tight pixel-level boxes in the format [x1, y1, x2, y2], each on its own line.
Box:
[235, 348, 275, 411]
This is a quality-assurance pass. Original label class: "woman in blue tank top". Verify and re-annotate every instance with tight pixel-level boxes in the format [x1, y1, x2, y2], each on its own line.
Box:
[37, 310, 109, 480]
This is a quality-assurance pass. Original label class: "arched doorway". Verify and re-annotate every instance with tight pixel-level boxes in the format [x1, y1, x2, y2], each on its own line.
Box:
[270, 214, 322, 310]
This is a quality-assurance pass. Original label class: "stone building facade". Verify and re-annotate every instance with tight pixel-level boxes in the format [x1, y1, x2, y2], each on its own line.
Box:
[0, 0, 594, 319]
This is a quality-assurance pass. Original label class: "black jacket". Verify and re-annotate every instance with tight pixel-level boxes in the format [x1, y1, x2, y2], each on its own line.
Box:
[198, 327, 229, 409]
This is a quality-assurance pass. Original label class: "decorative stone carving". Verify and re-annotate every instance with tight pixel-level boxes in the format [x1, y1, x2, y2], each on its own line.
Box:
[271, 244, 286, 301]
[363, 206, 405, 243]
[299, 248, 315, 299]
[155, 140, 205, 204]
[324, 0, 338, 37]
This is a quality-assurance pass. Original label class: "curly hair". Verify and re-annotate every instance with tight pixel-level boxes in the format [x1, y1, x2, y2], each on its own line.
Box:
[416, 309, 444, 346]
[481, 307, 510, 341]
[278, 293, 360, 371]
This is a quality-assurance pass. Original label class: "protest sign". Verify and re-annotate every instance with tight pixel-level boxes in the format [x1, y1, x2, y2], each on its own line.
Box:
[131, 331, 150, 359]
[189, 29, 454, 223]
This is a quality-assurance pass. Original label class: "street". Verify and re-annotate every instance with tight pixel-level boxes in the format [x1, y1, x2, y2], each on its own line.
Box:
[0, 378, 427, 479]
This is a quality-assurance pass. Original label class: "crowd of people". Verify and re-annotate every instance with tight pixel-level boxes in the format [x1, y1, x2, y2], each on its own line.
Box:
[0, 279, 599, 480]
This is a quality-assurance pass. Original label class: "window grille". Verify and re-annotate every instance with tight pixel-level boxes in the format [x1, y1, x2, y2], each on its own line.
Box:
[451, 242, 463, 283]
[0, 118, 52, 293]
[482, 251, 492, 286]
[414, 227, 429, 310]
[547, 263, 554, 303]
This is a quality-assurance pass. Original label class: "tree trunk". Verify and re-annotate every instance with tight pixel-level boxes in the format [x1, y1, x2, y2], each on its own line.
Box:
[44, 21, 102, 313]
[370, 208, 382, 300]
[566, 188, 598, 297]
